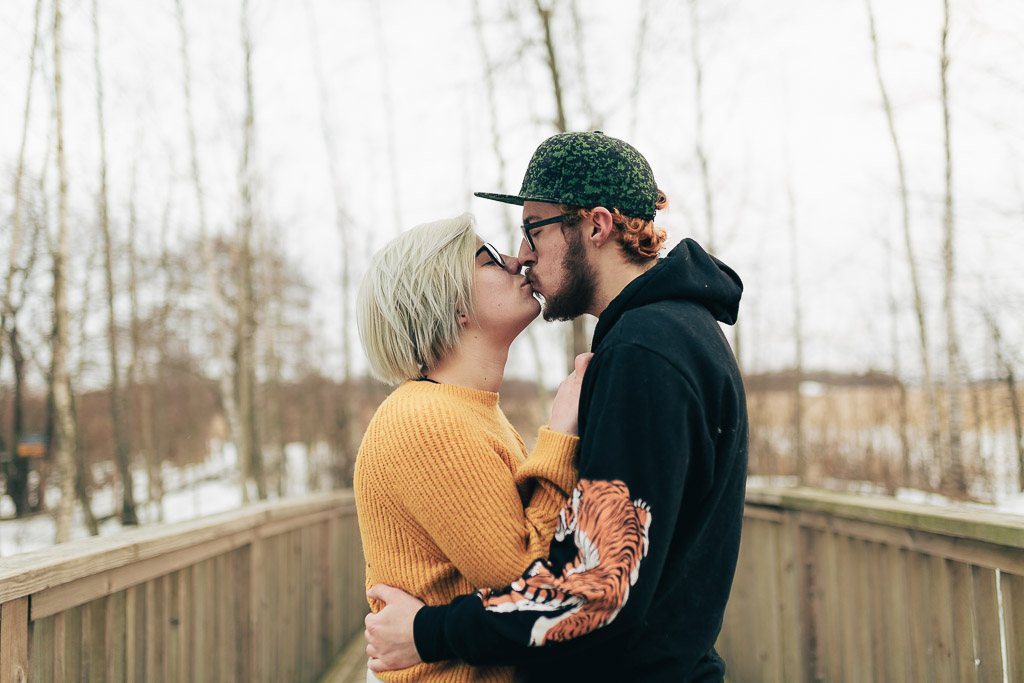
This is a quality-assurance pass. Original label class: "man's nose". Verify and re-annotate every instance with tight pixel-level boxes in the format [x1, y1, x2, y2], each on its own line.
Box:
[517, 240, 536, 267]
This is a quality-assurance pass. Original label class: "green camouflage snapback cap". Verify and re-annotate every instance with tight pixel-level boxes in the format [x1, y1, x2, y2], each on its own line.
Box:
[475, 131, 660, 220]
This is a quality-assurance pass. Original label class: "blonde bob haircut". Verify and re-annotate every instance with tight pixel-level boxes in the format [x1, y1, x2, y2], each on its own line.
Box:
[357, 213, 478, 385]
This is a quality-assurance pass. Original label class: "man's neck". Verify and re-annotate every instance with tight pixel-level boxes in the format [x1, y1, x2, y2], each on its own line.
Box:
[425, 333, 508, 393]
[589, 258, 657, 318]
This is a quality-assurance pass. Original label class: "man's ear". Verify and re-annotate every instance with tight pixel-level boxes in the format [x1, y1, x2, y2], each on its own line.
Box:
[589, 207, 615, 248]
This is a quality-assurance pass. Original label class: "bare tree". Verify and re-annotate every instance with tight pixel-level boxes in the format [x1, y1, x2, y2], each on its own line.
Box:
[174, 0, 241, 497]
[369, 0, 403, 235]
[237, 0, 267, 501]
[51, 0, 79, 543]
[92, 0, 138, 525]
[125, 154, 163, 513]
[865, 0, 943, 481]
[532, 0, 588, 370]
[939, 0, 966, 495]
[304, 0, 358, 485]
[627, 0, 651, 139]
[688, 0, 715, 255]
[2, 0, 45, 518]
[786, 176, 805, 481]
[569, 0, 603, 131]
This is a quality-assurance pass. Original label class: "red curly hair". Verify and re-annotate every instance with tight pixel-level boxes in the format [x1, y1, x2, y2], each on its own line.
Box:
[559, 191, 669, 265]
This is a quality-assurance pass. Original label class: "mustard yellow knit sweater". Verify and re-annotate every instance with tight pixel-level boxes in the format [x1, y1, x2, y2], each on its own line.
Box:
[354, 380, 579, 683]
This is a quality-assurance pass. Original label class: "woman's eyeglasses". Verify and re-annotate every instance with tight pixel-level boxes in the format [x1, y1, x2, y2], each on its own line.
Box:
[476, 243, 505, 268]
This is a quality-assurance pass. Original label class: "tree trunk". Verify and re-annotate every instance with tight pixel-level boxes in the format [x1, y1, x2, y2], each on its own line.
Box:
[238, 0, 266, 501]
[787, 180, 805, 481]
[92, 0, 137, 526]
[52, 0, 79, 543]
[305, 0, 357, 485]
[473, 0, 548, 425]
[174, 0, 242, 491]
[125, 151, 162, 515]
[1010, 368, 1024, 493]
[533, 0, 587, 370]
[6, 325, 30, 516]
[689, 0, 715, 255]
[626, 0, 650, 138]
[940, 0, 966, 495]
[865, 0, 943, 479]
[2, 0, 44, 519]
[369, 0, 403, 235]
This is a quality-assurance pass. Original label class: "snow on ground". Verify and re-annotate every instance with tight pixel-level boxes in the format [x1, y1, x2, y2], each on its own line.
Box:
[4, 439, 1024, 560]
[0, 442, 317, 559]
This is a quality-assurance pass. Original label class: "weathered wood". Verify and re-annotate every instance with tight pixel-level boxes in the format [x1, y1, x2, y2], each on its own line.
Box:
[949, 560, 977, 681]
[31, 616, 54, 683]
[881, 544, 909, 682]
[63, 605, 81, 682]
[971, 565, 1003, 682]
[927, 555, 956, 683]
[107, 591, 126, 683]
[774, 514, 803, 682]
[720, 486, 1024, 682]
[235, 545, 252, 683]
[89, 595, 108, 681]
[747, 486, 1024, 550]
[1, 597, 30, 683]
[1001, 571, 1024, 683]
[0, 492, 354, 605]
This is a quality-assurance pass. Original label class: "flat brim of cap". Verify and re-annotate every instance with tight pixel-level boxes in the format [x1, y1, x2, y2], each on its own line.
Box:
[474, 191, 568, 207]
[473, 191, 525, 206]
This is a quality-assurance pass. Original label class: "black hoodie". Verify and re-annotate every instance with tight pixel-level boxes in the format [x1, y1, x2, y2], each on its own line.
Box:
[414, 239, 748, 682]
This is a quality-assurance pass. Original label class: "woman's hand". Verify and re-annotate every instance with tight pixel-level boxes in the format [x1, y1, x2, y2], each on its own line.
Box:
[548, 352, 594, 436]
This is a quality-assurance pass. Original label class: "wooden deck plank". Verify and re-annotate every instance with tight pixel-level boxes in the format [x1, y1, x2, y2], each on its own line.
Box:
[317, 634, 367, 683]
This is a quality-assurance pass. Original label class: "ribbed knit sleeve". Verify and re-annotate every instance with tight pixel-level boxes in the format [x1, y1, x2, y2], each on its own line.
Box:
[370, 390, 579, 590]
[513, 427, 580, 549]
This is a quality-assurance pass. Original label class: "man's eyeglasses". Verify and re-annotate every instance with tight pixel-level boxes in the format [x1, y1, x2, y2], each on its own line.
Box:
[476, 243, 506, 268]
[521, 214, 568, 251]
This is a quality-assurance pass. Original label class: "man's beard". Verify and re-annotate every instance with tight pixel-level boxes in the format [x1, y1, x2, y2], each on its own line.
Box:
[536, 228, 597, 322]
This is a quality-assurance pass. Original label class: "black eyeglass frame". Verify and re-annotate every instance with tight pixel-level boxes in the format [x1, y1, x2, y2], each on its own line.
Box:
[476, 242, 506, 268]
[520, 214, 569, 251]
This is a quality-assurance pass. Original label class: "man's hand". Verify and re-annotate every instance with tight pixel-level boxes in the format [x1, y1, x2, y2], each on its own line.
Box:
[365, 584, 425, 672]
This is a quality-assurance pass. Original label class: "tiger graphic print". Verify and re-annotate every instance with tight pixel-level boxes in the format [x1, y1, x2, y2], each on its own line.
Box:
[478, 479, 652, 646]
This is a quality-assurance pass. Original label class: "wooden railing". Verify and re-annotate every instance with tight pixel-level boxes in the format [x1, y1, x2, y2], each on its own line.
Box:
[718, 486, 1024, 683]
[0, 491, 367, 683]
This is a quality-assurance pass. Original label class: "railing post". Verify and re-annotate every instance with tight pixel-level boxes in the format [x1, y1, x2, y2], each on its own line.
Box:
[247, 532, 264, 683]
[1, 597, 30, 683]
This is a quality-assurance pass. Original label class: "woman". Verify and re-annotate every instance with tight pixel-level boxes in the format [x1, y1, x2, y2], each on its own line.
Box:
[354, 214, 587, 683]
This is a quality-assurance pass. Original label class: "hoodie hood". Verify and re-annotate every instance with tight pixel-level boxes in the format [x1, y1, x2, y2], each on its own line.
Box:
[591, 238, 742, 350]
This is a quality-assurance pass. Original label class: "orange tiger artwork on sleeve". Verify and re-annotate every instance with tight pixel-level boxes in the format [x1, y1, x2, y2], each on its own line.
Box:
[478, 479, 652, 646]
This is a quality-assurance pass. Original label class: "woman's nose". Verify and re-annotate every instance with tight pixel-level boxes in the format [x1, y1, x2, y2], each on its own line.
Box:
[503, 254, 523, 274]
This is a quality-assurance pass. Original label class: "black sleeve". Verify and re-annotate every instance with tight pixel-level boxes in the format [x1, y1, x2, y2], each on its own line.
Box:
[413, 344, 710, 666]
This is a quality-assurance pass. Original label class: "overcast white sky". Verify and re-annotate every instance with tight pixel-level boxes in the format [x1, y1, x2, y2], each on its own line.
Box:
[1, 0, 1022, 388]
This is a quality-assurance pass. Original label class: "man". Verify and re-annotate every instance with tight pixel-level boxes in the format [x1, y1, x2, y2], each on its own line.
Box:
[365, 131, 748, 682]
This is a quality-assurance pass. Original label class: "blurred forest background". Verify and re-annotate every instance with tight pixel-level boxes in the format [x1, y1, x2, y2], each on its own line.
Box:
[1, 0, 1022, 548]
